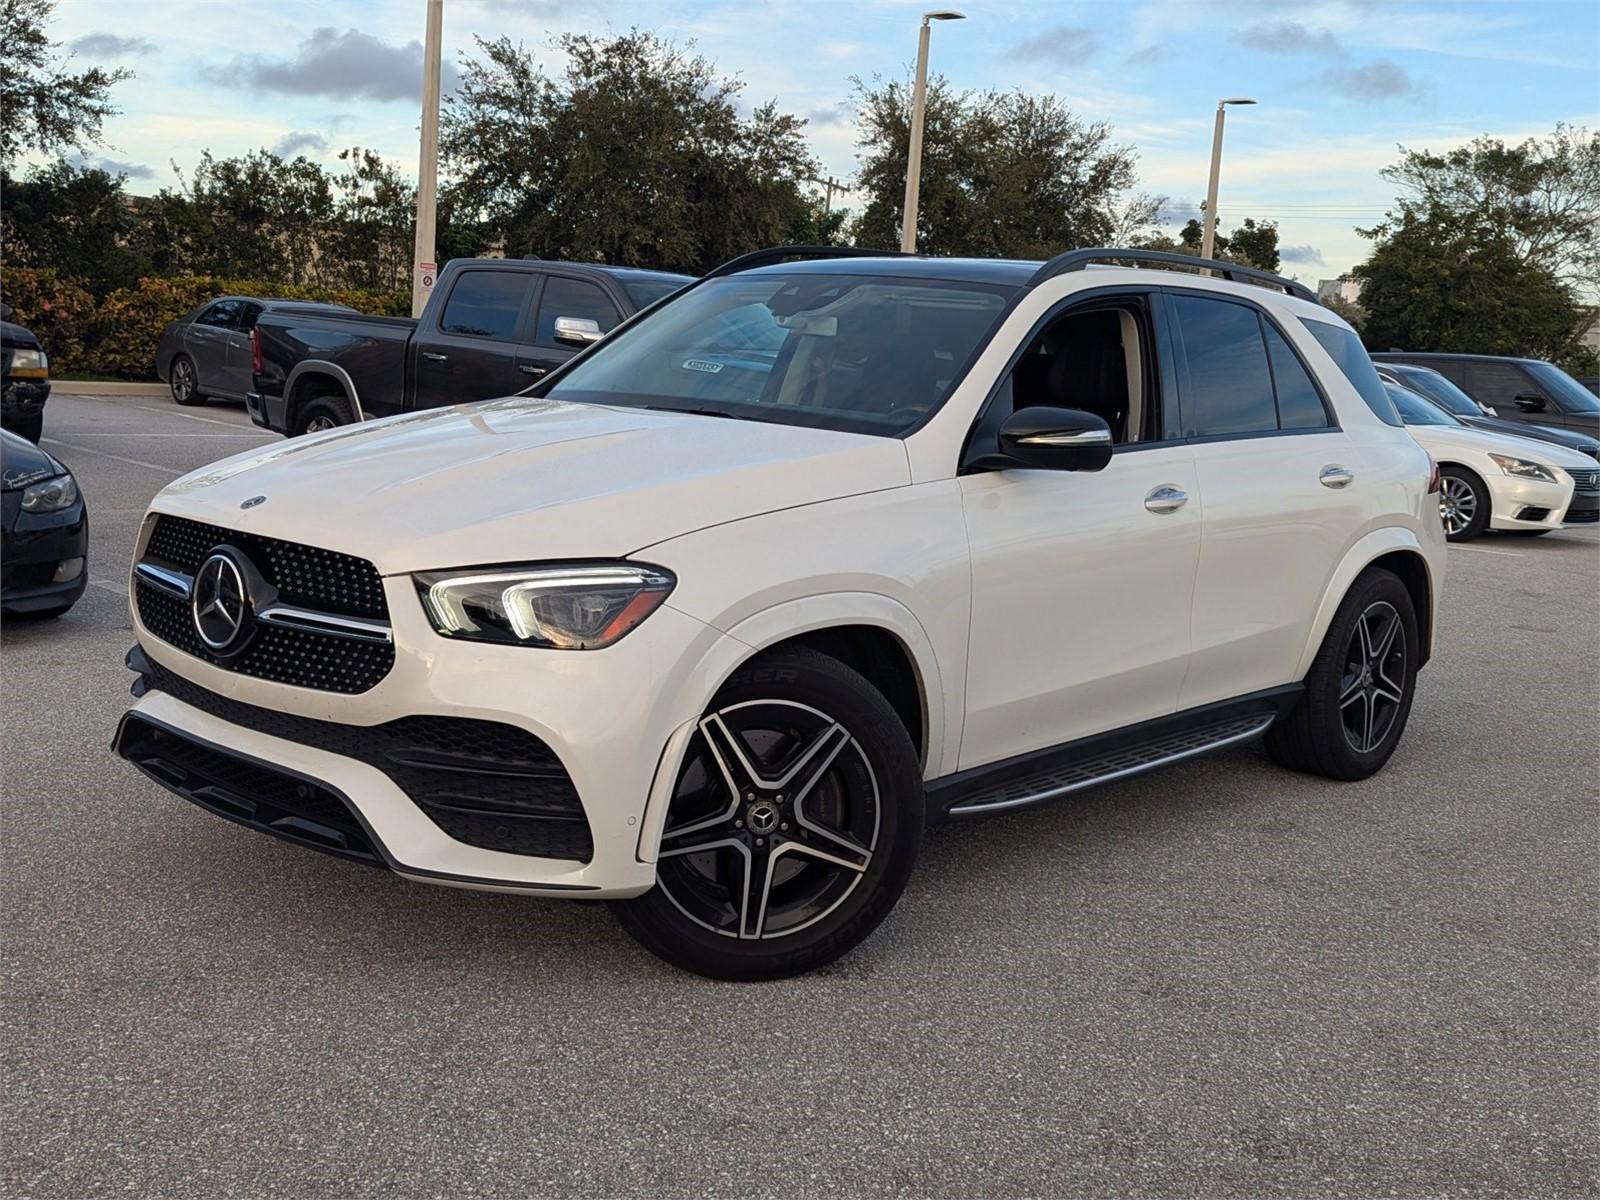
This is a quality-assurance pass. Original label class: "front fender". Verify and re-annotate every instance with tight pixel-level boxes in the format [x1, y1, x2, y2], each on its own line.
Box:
[1295, 525, 1442, 678]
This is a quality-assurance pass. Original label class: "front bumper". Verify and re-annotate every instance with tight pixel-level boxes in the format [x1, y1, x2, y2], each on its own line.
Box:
[1, 499, 87, 613]
[1561, 487, 1598, 526]
[1486, 472, 1573, 531]
[120, 568, 742, 897]
[244, 391, 281, 432]
[2, 379, 51, 421]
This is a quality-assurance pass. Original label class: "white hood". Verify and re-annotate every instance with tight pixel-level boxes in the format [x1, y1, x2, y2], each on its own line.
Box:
[152, 398, 911, 574]
[1405, 422, 1597, 472]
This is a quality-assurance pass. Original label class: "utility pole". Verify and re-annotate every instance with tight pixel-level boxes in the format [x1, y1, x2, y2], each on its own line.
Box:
[411, 0, 444, 317]
[1201, 96, 1256, 261]
[899, 10, 965, 253]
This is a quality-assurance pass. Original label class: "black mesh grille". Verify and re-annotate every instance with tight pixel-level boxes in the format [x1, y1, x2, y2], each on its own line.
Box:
[137, 653, 593, 862]
[144, 514, 386, 619]
[134, 582, 394, 693]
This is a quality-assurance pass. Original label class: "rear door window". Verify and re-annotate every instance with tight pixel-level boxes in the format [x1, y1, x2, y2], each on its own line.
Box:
[1263, 321, 1332, 429]
[439, 271, 533, 340]
[1169, 294, 1277, 436]
[535, 277, 622, 347]
[195, 300, 243, 329]
[1468, 361, 1537, 408]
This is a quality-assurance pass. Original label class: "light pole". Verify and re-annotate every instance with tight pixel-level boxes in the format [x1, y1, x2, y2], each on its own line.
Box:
[1200, 96, 1256, 262]
[899, 9, 965, 253]
[411, 0, 444, 317]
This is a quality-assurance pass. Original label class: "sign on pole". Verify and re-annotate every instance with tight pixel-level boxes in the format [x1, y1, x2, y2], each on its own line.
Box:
[415, 261, 437, 304]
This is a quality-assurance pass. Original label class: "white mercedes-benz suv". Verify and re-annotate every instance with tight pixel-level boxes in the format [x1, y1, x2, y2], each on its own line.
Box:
[116, 247, 1446, 979]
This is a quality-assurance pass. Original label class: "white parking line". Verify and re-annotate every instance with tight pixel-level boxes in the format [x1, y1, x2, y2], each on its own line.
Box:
[1449, 545, 1527, 558]
[62, 431, 274, 439]
[57, 393, 255, 429]
[40, 439, 181, 474]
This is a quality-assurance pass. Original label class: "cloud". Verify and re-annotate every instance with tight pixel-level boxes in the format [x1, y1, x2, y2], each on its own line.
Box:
[1009, 25, 1099, 67]
[75, 153, 154, 179]
[1125, 44, 1170, 66]
[69, 33, 155, 58]
[1320, 59, 1425, 101]
[1280, 244, 1326, 265]
[1236, 20, 1342, 56]
[272, 131, 329, 158]
[1158, 201, 1202, 224]
[213, 28, 460, 103]
[805, 103, 854, 129]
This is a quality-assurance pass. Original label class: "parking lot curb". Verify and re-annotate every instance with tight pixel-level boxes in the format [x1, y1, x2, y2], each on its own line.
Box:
[55, 381, 167, 397]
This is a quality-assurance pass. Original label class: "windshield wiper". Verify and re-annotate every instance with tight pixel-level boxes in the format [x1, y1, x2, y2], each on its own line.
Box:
[642, 404, 759, 422]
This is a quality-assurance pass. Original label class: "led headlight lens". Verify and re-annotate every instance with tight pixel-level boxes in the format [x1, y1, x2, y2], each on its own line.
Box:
[414, 563, 675, 649]
[1488, 453, 1557, 483]
[20, 474, 78, 512]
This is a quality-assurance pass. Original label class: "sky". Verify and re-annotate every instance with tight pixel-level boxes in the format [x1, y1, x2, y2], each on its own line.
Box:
[43, 0, 1600, 283]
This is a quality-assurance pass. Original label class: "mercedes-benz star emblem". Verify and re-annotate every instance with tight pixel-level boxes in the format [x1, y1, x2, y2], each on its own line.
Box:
[240, 495, 266, 509]
[192, 551, 250, 651]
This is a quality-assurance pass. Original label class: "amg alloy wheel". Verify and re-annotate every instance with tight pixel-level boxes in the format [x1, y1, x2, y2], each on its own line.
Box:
[614, 648, 922, 979]
[1338, 600, 1407, 754]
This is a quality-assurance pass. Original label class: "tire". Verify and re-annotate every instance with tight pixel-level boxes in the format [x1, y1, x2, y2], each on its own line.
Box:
[1266, 568, 1419, 782]
[7, 412, 43, 442]
[169, 355, 205, 406]
[1439, 465, 1489, 541]
[292, 393, 355, 436]
[613, 646, 924, 980]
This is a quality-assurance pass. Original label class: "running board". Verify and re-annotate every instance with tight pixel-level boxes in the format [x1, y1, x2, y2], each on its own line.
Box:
[939, 712, 1277, 818]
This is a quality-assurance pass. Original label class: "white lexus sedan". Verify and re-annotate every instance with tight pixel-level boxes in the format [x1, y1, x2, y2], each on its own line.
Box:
[1385, 381, 1594, 540]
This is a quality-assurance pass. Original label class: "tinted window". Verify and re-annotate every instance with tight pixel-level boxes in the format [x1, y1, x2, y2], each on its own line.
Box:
[235, 302, 264, 332]
[1171, 295, 1277, 436]
[618, 274, 690, 309]
[1389, 366, 1482, 417]
[1523, 361, 1600, 413]
[196, 300, 242, 329]
[439, 271, 531, 339]
[1385, 382, 1458, 426]
[547, 273, 1015, 437]
[536, 277, 621, 346]
[1302, 318, 1402, 426]
[1263, 321, 1330, 429]
[1467, 361, 1534, 407]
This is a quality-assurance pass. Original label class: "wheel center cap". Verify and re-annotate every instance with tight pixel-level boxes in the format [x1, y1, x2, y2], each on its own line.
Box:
[747, 801, 780, 836]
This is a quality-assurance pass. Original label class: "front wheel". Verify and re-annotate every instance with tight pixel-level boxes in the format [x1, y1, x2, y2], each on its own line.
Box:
[169, 355, 205, 406]
[613, 647, 924, 980]
[1266, 568, 1419, 781]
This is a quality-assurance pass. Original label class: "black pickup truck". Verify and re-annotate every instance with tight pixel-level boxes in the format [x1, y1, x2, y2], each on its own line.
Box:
[248, 258, 692, 435]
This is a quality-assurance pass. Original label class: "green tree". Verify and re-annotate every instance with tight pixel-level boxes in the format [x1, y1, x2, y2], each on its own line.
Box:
[1171, 215, 1279, 270]
[329, 148, 415, 291]
[850, 77, 1159, 258]
[442, 31, 825, 272]
[0, 159, 151, 293]
[0, 0, 131, 166]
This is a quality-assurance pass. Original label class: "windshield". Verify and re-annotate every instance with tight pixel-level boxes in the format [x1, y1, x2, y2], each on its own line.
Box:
[1385, 382, 1460, 426]
[546, 272, 1017, 436]
[1523, 361, 1600, 414]
[1389, 366, 1483, 417]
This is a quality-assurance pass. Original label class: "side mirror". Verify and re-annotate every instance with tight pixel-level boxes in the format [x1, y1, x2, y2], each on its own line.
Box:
[1513, 393, 1547, 413]
[997, 407, 1114, 472]
[553, 316, 604, 347]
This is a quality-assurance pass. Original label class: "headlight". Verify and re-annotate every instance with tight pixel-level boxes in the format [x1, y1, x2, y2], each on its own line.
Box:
[1488, 453, 1557, 483]
[8, 348, 48, 377]
[414, 563, 675, 649]
[20, 474, 77, 512]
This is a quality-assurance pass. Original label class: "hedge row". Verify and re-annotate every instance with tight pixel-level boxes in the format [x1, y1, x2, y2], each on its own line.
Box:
[0, 268, 409, 380]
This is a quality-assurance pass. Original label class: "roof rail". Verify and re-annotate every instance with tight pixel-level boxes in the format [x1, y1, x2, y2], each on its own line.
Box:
[703, 244, 911, 280]
[1028, 247, 1318, 304]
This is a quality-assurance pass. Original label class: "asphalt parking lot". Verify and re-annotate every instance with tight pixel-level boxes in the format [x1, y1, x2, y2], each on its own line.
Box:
[4, 392, 1597, 1198]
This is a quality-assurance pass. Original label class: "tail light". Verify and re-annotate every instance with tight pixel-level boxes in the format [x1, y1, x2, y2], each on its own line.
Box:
[1426, 453, 1440, 494]
[250, 327, 262, 375]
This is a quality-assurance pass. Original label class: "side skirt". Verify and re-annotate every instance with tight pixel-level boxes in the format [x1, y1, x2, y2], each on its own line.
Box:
[927, 685, 1301, 821]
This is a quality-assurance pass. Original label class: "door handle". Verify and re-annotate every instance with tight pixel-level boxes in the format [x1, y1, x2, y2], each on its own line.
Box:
[1320, 465, 1355, 489]
[1144, 484, 1188, 514]
[421, 351, 449, 362]
[518, 364, 547, 376]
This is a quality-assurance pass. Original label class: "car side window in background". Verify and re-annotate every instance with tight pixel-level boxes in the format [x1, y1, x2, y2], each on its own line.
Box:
[1262, 321, 1331, 429]
[536, 277, 621, 347]
[235, 302, 264, 332]
[1301, 317, 1403, 426]
[196, 300, 242, 329]
[1170, 295, 1277, 436]
[1468, 361, 1537, 407]
[439, 271, 532, 340]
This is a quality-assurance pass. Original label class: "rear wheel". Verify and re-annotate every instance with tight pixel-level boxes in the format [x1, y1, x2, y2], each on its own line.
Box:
[169, 355, 205, 406]
[1439, 466, 1489, 541]
[613, 647, 924, 980]
[292, 393, 355, 436]
[1266, 568, 1419, 781]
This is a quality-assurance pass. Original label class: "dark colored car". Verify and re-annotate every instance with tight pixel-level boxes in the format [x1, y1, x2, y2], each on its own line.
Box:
[1, 428, 87, 619]
[1375, 362, 1600, 461]
[1371, 352, 1600, 437]
[249, 259, 693, 436]
[1, 303, 52, 443]
[155, 297, 357, 408]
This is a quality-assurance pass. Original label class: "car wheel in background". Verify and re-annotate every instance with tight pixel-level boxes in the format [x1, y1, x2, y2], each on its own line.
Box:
[613, 647, 924, 981]
[293, 394, 354, 436]
[169, 355, 205, 406]
[8, 413, 43, 442]
[1438, 466, 1489, 541]
[1266, 568, 1419, 782]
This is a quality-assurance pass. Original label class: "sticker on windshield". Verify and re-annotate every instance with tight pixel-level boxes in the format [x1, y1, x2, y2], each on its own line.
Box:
[682, 358, 723, 374]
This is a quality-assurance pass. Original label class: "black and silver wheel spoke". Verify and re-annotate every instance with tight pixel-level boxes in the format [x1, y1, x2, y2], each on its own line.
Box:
[1440, 478, 1477, 535]
[657, 699, 880, 940]
[1340, 601, 1408, 754]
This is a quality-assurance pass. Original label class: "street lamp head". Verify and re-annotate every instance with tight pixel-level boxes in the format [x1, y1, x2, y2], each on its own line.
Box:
[922, 9, 966, 22]
[1219, 96, 1258, 108]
